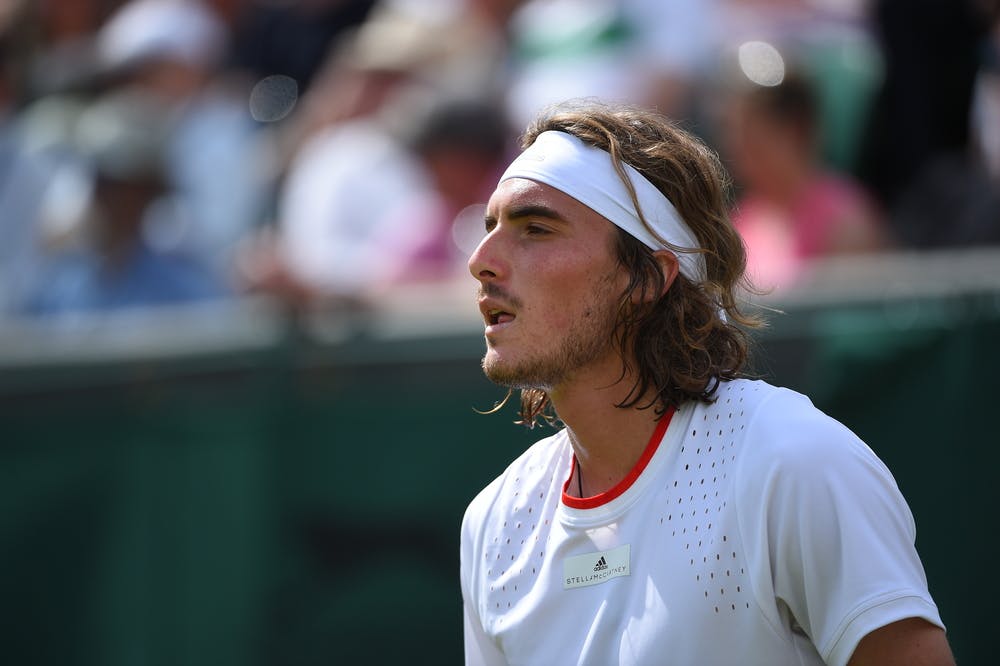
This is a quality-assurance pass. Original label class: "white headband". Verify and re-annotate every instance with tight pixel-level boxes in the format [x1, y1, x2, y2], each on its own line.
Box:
[499, 130, 706, 281]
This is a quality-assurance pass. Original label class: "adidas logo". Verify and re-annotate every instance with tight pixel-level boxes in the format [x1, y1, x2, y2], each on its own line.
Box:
[593, 556, 608, 572]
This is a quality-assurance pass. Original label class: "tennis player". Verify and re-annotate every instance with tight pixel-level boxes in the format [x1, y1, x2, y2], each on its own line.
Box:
[460, 100, 953, 665]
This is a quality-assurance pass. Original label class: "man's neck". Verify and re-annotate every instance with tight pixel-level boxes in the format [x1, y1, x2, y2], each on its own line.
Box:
[549, 362, 662, 498]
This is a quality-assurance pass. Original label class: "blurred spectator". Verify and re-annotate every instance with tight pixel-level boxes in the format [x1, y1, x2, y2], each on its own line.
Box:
[90, 0, 272, 273]
[352, 0, 520, 100]
[3, 0, 270, 317]
[241, 2, 518, 307]
[241, 26, 435, 307]
[272, 0, 519, 163]
[715, 0, 883, 174]
[724, 71, 887, 289]
[0, 2, 59, 314]
[367, 98, 512, 288]
[859, 0, 1000, 247]
[504, 0, 721, 127]
[24, 88, 229, 314]
[228, 0, 377, 95]
[973, 6, 1000, 183]
[22, 0, 114, 99]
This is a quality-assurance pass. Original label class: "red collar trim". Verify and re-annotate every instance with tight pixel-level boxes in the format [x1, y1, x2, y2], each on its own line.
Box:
[561, 407, 675, 510]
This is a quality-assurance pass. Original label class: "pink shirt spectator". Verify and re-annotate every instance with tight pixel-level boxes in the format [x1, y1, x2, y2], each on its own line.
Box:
[733, 173, 882, 288]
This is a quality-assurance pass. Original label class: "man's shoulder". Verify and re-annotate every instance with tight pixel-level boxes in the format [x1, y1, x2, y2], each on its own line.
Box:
[697, 378, 815, 428]
[710, 379, 889, 493]
[462, 428, 568, 535]
[705, 378, 841, 437]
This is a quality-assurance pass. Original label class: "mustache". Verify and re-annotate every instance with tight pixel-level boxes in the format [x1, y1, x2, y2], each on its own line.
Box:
[478, 282, 523, 310]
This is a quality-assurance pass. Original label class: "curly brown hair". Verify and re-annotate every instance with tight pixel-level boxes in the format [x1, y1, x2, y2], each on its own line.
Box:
[511, 100, 763, 427]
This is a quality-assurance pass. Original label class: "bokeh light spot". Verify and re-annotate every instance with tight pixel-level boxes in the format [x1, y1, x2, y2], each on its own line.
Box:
[452, 203, 488, 256]
[249, 74, 299, 122]
[737, 41, 785, 87]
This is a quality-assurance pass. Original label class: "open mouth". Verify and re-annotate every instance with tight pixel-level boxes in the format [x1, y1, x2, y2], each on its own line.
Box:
[487, 309, 516, 326]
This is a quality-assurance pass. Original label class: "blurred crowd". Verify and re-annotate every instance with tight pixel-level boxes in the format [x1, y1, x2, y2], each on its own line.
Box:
[0, 0, 998, 320]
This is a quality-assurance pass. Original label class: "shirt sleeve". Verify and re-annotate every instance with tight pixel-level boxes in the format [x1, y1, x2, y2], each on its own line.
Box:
[736, 389, 944, 666]
[461, 489, 507, 666]
[463, 598, 507, 666]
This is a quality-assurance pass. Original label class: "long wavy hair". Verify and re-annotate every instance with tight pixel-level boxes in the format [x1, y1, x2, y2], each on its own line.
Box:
[510, 101, 763, 428]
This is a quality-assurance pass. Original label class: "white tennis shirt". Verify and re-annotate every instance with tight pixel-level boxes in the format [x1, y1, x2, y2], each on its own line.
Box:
[461, 379, 943, 665]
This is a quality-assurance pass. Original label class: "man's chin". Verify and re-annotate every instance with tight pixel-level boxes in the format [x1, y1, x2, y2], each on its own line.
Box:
[481, 355, 548, 390]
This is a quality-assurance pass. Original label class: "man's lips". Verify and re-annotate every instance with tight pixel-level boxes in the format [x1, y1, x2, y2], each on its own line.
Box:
[486, 311, 515, 333]
[479, 298, 517, 331]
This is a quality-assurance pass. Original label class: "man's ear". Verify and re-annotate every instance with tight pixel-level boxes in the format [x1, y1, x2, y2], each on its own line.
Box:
[653, 250, 680, 298]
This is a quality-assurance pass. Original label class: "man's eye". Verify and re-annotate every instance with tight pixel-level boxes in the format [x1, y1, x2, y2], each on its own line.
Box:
[525, 225, 550, 236]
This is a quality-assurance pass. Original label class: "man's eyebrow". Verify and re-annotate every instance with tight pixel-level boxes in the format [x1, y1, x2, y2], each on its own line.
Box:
[484, 203, 567, 229]
[506, 203, 567, 222]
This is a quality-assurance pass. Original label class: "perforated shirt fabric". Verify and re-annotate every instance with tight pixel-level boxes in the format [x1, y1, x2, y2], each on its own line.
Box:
[460, 379, 943, 666]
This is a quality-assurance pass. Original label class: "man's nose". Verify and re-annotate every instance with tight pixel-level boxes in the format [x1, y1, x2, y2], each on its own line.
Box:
[469, 231, 503, 283]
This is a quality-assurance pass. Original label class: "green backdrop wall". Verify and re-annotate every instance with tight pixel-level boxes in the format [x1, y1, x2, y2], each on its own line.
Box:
[1, 287, 996, 665]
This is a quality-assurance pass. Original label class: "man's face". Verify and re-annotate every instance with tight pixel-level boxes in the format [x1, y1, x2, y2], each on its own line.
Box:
[469, 177, 629, 391]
